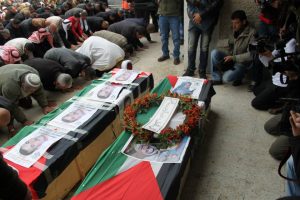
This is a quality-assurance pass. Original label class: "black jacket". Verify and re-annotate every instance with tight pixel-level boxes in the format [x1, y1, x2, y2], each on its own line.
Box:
[108, 20, 141, 49]
[44, 48, 91, 78]
[5, 21, 23, 39]
[24, 58, 66, 91]
[95, 11, 116, 24]
[0, 154, 28, 200]
[123, 18, 151, 41]
[19, 18, 38, 38]
[87, 16, 105, 32]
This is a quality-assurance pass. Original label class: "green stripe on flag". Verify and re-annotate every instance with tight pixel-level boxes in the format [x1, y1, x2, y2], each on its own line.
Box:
[150, 78, 172, 95]
[74, 131, 131, 195]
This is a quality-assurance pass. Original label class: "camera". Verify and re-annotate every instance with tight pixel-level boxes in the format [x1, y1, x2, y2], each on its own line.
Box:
[280, 98, 300, 113]
[216, 59, 235, 72]
[269, 54, 300, 74]
[249, 37, 274, 53]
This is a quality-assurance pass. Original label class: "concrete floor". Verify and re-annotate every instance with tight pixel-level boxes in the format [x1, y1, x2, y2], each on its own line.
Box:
[0, 33, 285, 199]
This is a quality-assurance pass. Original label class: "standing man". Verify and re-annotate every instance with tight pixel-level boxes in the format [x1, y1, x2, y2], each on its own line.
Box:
[183, 0, 223, 78]
[157, 0, 182, 65]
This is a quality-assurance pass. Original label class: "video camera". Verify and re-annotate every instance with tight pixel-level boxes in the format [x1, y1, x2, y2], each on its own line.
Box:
[279, 98, 300, 113]
[268, 38, 300, 76]
[249, 36, 274, 54]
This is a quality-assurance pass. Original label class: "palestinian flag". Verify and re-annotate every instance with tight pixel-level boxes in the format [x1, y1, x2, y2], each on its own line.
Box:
[72, 131, 192, 200]
[72, 76, 215, 200]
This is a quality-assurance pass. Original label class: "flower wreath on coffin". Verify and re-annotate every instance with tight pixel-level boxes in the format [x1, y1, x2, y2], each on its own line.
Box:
[123, 92, 202, 148]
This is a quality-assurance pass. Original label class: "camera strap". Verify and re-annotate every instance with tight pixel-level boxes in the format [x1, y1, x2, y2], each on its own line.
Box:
[278, 147, 300, 183]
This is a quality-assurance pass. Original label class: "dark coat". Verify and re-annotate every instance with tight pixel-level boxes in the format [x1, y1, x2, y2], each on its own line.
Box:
[108, 20, 141, 49]
[95, 11, 116, 24]
[24, 58, 67, 91]
[87, 16, 104, 32]
[123, 18, 151, 41]
[44, 48, 91, 78]
[19, 18, 38, 38]
[5, 21, 23, 39]
[187, 0, 223, 31]
[0, 154, 28, 200]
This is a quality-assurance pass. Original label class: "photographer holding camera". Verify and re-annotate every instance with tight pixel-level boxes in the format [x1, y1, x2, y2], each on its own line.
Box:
[210, 10, 255, 86]
[275, 110, 300, 197]
[251, 0, 300, 111]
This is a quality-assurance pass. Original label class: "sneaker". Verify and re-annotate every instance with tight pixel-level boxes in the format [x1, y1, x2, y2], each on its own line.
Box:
[199, 72, 207, 79]
[174, 58, 180, 65]
[157, 55, 170, 62]
[232, 80, 242, 86]
[247, 84, 255, 92]
[211, 80, 223, 85]
[183, 70, 194, 76]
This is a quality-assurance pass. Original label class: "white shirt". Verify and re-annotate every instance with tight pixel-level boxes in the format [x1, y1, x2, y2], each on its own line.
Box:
[76, 36, 125, 71]
[5, 38, 32, 55]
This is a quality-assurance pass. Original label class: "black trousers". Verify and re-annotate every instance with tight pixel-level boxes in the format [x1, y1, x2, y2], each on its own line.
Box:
[251, 81, 288, 110]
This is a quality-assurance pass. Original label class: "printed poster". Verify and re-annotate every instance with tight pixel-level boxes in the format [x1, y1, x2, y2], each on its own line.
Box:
[142, 97, 179, 134]
[121, 135, 190, 164]
[48, 102, 98, 131]
[171, 77, 204, 99]
[86, 82, 124, 103]
[4, 126, 68, 168]
[109, 69, 139, 84]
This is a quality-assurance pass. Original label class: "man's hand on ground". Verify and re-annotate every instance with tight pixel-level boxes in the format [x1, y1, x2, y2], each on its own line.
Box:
[47, 101, 57, 107]
[7, 125, 17, 135]
[42, 106, 55, 114]
[23, 120, 34, 126]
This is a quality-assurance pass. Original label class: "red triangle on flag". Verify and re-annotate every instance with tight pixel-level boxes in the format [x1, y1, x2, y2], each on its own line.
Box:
[72, 161, 163, 200]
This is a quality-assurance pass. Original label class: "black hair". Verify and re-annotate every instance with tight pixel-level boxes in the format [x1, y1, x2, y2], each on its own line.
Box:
[136, 26, 146, 36]
[231, 10, 247, 21]
[74, 12, 81, 18]
[12, 18, 21, 25]
[24, 43, 35, 52]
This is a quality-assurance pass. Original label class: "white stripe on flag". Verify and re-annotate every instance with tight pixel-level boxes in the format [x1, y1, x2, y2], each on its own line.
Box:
[117, 157, 163, 177]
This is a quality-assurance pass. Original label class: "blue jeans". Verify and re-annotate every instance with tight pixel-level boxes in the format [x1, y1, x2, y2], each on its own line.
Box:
[286, 156, 300, 196]
[210, 49, 248, 83]
[159, 16, 180, 59]
[187, 25, 213, 73]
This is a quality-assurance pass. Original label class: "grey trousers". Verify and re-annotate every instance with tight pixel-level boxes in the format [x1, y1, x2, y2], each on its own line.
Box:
[265, 114, 290, 160]
[269, 135, 290, 160]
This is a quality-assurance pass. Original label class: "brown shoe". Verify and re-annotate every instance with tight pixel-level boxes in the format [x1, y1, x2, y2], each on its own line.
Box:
[174, 58, 180, 65]
[157, 55, 170, 62]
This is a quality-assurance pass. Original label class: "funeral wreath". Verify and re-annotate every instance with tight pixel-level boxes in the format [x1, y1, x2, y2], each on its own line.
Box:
[123, 92, 201, 148]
